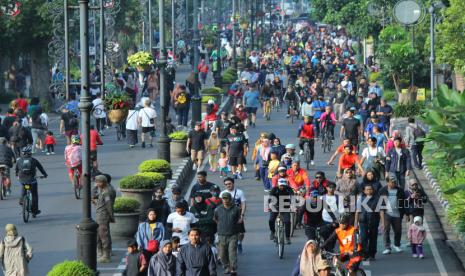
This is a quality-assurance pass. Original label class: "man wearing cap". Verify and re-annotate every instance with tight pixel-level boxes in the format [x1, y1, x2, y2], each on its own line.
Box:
[0, 224, 33, 276]
[271, 166, 289, 188]
[214, 191, 241, 275]
[385, 136, 412, 190]
[189, 171, 215, 206]
[287, 160, 311, 191]
[187, 122, 208, 171]
[268, 178, 294, 244]
[280, 144, 300, 166]
[379, 173, 407, 254]
[340, 109, 362, 150]
[93, 174, 116, 263]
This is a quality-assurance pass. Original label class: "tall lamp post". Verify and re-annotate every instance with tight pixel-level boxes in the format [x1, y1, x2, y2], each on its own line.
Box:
[157, 0, 171, 162]
[213, 0, 222, 87]
[76, 0, 98, 271]
[191, 0, 201, 128]
[429, 5, 436, 100]
[232, 0, 237, 69]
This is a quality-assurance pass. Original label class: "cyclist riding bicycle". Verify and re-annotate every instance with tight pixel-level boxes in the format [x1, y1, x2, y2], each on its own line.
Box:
[271, 166, 288, 188]
[286, 160, 311, 191]
[283, 86, 301, 118]
[261, 79, 275, 111]
[0, 137, 15, 195]
[323, 214, 363, 276]
[298, 116, 316, 165]
[268, 178, 294, 244]
[16, 145, 48, 216]
[319, 106, 336, 140]
[64, 135, 82, 186]
[280, 144, 300, 168]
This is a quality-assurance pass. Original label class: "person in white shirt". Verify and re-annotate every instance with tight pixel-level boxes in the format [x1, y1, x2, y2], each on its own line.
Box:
[137, 98, 157, 148]
[166, 202, 199, 245]
[220, 177, 247, 253]
[125, 103, 139, 148]
[320, 182, 343, 252]
[92, 93, 106, 135]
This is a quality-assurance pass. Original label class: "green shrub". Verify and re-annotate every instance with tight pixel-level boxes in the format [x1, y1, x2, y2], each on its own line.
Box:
[383, 90, 396, 102]
[222, 73, 236, 84]
[138, 159, 171, 172]
[368, 72, 380, 83]
[223, 67, 237, 77]
[113, 197, 140, 213]
[201, 95, 216, 103]
[168, 131, 188, 140]
[47, 260, 95, 276]
[393, 102, 426, 118]
[119, 174, 154, 189]
[136, 172, 165, 183]
[201, 87, 223, 94]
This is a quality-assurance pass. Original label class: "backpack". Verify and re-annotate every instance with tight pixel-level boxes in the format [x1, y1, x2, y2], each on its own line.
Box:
[19, 157, 33, 175]
[68, 113, 79, 128]
[413, 126, 426, 141]
[176, 91, 188, 108]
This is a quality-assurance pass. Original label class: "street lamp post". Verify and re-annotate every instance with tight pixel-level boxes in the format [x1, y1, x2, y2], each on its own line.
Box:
[429, 5, 435, 100]
[148, 0, 153, 52]
[99, 0, 105, 97]
[172, 0, 176, 57]
[213, 0, 222, 87]
[191, 0, 201, 129]
[76, 0, 98, 271]
[157, 0, 171, 162]
[232, 0, 237, 69]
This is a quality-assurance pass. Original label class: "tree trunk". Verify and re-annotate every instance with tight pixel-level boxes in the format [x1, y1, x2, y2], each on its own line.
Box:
[30, 47, 51, 101]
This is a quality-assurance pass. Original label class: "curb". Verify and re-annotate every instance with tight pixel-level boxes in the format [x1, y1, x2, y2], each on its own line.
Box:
[414, 164, 465, 268]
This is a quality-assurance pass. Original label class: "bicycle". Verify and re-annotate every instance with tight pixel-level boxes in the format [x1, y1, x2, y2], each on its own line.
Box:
[22, 176, 45, 223]
[289, 101, 298, 124]
[71, 166, 82, 199]
[264, 98, 272, 121]
[303, 139, 313, 170]
[322, 126, 333, 153]
[275, 212, 285, 259]
[0, 165, 8, 200]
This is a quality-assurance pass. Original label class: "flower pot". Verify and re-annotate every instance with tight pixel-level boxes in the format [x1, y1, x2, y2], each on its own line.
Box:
[119, 188, 154, 213]
[158, 170, 172, 180]
[108, 109, 128, 124]
[111, 212, 141, 237]
[171, 139, 188, 158]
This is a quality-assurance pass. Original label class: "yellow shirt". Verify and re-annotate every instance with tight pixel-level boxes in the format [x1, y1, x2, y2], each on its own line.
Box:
[268, 160, 281, 179]
[149, 223, 156, 233]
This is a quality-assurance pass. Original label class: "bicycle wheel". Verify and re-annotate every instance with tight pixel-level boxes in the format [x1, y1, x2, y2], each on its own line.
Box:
[22, 195, 30, 223]
[353, 269, 367, 276]
[116, 124, 122, 141]
[290, 212, 295, 237]
[73, 172, 81, 199]
[278, 225, 285, 259]
[305, 143, 311, 169]
[327, 139, 333, 152]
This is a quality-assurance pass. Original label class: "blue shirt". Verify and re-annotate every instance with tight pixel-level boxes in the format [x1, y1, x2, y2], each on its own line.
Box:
[312, 100, 327, 119]
[373, 133, 387, 148]
[369, 86, 383, 97]
[365, 122, 386, 135]
[243, 90, 260, 108]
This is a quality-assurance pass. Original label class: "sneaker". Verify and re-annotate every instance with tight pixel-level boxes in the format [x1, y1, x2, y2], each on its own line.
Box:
[382, 248, 391, 255]
[310, 160, 315, 166]
[419, 254, 424, 259]
[285, 238, 291, 245]
[6, 188, 11, 196]
[129, 145, 135, 149]
[269, 232, 275, 240]
[237, 173, 243, 179]
[299, 150, 304, 155]
[392, 246, 403, 253]
[264, 189, 270, 193]
[243, 166, 248, 172]
[412, 254, 418, 258]
[46, 152, 50, 155]
[237, 243, 243, 254]
[148, 144, 153, 148]
[51, 152, 56, 155]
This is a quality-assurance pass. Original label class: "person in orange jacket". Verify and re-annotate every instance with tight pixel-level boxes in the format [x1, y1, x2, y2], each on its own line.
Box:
[286, 160, 311, 192]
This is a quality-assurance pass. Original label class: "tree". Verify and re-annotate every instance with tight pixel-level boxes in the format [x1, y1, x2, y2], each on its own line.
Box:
[436, 0, 465, 73]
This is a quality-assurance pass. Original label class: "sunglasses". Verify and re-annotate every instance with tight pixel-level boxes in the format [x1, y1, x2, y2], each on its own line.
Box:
[315, 176, 323, 179]
[345, 171, 353, 174]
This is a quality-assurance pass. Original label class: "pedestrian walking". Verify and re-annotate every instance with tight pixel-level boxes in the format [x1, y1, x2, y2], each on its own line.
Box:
[405, 117, 425, 169]
[187, 122, 208, 171]
[190, 192, 215, 243]
[29, 107, 45, 154]
[188, 171, 215, 206]
[123, 239, 148, 276]
[408, 216, 426, 259]
[0, 224, 33, 276]
[214, 192, 240, 275]
[206, 132, 220, 172]
[135, 209, 165, 261]
[166, 202, 198, 245]
[291, 240, 330, 276]
[176, 228, 217, 276]
[93, 174, 116, 263]
[148, 240, 176, 276]
[126, 103, 139, 148]
[149, 187, 171, 226]
[138, 99, 157, 148]
[385, 136, 412, 190]
[92, 93, 107, 135]
[172, 84, 190, 128]
[44, 131, 56, 155]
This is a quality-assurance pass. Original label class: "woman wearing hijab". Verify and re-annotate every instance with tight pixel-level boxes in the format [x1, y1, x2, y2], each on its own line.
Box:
[136, 209, 166, 260]
[271, 137, 286, 160]
[255, 138, 272, 192]
[291, 240, 330, 276]
[148, 240, 176, 276]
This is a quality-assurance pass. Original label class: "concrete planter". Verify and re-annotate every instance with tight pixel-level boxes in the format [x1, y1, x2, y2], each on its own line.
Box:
[171, 139, 188, 158]
[119, 188, 154, 213]
[111, 212, 141, 237]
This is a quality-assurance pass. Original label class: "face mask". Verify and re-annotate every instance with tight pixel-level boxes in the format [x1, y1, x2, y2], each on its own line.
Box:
[306, 99, 311, 103]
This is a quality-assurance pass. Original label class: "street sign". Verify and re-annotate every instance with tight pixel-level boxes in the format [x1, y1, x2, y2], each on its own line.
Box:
[417, 88, 426, 101]
[393, 0, 424, 26]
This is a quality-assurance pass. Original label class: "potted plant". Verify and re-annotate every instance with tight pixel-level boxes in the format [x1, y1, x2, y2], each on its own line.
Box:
[169, 131, 189, 158]
[127, 51, 155, 86]
[136, 171, 167, 189]
[47, 260, 95, 276]
[138, 159, 172, 180]
[104, 91, 131, 124]
[201, 86, 223, 104]
[201, 96, 216, 113]
[119, 174, 155, 212]
[111, 197, 141, 237]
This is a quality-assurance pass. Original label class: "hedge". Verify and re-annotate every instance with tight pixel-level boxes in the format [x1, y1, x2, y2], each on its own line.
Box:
[201, 96, 216, 103]
[138, 159, 171, 172]
[119, 174, 155, 189]
[393, 102, 426, 118]
[201, 87, 223, 94]
[136, 172, 166, 183]
[113, 197, 140, 213]
[47, 261, 95, 276]
[168, 131, 188, 140]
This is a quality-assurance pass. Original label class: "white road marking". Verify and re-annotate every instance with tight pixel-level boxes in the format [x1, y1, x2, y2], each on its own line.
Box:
[424, 219, 448, 276]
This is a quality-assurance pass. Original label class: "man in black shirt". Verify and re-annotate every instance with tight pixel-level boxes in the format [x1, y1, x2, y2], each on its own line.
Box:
[189, 171, 215, 206]
[340, 108, 361, 149]
[226, 125, 248, 180]
[376, 99, 393, 135]
[216, 112, 232, 149]
[187, 122, 208, 171]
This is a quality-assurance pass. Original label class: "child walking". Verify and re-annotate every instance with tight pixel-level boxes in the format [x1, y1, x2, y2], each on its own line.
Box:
[408, 216, 426, 259]
[44, 131, 56, 155]
[267, 152, 280, 181]
[206, 132, 220, 172]
[218, 150, 229, 178]
[123, 239, 147, 276]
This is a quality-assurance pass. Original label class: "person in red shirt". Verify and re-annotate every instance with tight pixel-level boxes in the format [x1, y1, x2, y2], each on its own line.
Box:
[337, 145, 364, 178]
[15, 94, 28, 113]
[81, 125, 103, 172]
[327, 138, 355, 165]
[298, 116, 315, 166]
[271, 166, 288, 187]
[286, 160, 311, 191]
[44, 131, 56, 155]
[198, 59, 209, 84]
